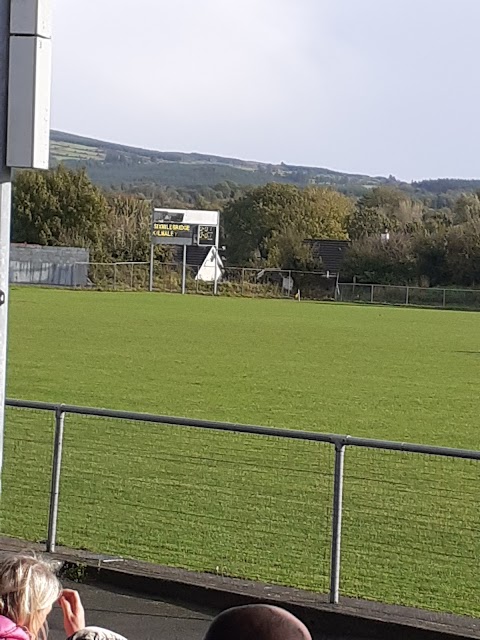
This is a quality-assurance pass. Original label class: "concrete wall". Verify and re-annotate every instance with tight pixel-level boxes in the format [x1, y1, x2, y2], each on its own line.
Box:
[10, 245, 89, 286]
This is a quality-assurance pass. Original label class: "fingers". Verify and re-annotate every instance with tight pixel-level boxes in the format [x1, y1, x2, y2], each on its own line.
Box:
[58, 589, 86, 637]
[59, 589, 81, 605]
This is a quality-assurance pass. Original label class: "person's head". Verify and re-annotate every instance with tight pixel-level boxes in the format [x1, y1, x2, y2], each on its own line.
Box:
[68, 628, 128, 640]
[204, 604, 312, 640]
[0, 553, 62, 640]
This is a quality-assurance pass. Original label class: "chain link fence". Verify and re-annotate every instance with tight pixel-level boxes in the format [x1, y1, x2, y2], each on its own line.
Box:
[341, 447, 480, 613]
[2, 399, 480, 617]
[337, 283, 480, 311]
[68, 262, 336, 300]
[2, 406, 55, 543]
[56, 413, 334, 591]
[41, 263, 480, 310]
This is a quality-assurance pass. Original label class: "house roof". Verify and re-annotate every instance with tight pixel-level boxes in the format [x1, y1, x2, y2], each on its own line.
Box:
[304, 239, 350, 274]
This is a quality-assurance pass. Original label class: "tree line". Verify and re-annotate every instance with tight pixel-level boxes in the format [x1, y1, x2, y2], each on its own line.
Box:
[343, 187, 480, 287]
[11, 166, 480, 288]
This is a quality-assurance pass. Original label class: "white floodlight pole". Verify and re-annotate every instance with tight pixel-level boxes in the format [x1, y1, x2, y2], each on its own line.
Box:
[0, 1, 12, 498]
[0, 0, 52, 495]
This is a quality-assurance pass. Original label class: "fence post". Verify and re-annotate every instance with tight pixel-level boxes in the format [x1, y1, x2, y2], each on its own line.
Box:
[241, 268, 245, 297]
[370, 285, 374, 304]
[113, 264, 117, 291]
[443, 288, 446, 309]
[130, 263, 134, 290]
[406, 286, 410, 306]
[329, 442, 345, 605]
[47, 407, 65, 553]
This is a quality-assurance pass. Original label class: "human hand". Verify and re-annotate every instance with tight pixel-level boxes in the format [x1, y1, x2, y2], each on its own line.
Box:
[58, 589, 86, 638]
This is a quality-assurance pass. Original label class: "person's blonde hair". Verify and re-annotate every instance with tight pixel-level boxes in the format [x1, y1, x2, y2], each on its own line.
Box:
[0, 553, 62, 640]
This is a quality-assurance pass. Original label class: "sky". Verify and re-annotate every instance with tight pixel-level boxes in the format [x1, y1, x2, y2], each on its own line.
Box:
[51, 0, 480, 182]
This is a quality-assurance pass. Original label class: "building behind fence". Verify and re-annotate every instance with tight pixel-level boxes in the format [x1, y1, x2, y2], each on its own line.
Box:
[3, 398, 480, 618]
[10, 245, 89, 287]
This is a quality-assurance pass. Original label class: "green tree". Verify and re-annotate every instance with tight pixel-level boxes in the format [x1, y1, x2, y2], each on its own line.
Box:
[13, 166, 108, 258]
[348, 186, 424, 239]
[347, 205, 390, 240]
[413, 232, 450, 287]
[104, 195, 175, 263]
[223, 183, 352, 267]
[104, 195, 152, 262]
[342, 234, 417, 285]
[453, 193, 480, 225]
[445, 222, 480, 286]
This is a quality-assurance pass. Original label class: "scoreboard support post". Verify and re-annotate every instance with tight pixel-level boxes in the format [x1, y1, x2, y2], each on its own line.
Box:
[214, 224, 220, 296]
[182, 244, 187, 295]
[149, 242, 154, 293]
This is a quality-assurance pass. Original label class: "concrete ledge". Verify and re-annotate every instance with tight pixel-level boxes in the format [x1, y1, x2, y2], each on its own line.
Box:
[0, 537, 478, 640]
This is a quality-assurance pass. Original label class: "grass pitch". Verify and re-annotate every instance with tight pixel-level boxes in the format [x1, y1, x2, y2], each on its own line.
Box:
[3, 288, 480, 616]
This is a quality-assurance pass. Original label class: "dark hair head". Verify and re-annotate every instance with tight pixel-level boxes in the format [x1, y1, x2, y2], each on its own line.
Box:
[204, 605, 311, 640]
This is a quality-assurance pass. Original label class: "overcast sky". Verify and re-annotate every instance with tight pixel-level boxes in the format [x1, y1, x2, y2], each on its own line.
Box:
[51, 0, 480, 181]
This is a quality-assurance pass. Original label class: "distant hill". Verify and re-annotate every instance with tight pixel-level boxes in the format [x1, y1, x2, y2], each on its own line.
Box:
[50, 131, 397, 193]
[50, 131, 480, 197]
[412, 178, 480, 194]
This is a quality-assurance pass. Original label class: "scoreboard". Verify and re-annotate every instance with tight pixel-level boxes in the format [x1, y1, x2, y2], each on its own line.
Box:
[198, 225, 216, 246]
[149, 207, 221, 295]
[151, 209, 219, 247]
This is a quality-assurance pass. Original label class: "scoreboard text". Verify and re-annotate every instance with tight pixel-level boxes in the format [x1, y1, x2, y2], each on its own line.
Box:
[198, 225, 216, 246]
[152, 222, 192, 240]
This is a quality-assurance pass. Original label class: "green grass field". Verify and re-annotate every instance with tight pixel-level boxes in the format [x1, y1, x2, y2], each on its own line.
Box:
[3, 288, 480, 616]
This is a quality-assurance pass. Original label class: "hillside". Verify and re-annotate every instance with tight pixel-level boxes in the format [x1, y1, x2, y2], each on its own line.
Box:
[50, 130, 396, 193]
[50, 131, 480, 198]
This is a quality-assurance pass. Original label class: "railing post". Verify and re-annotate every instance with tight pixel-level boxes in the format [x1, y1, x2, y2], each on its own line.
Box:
[329, 442, 345, 604]
[47, 407, 65, 553]
[241, 268, 245, 297]
[406, 286, 410, 306]
[370, 284, 374, 304]
[443, 288, 446, 309]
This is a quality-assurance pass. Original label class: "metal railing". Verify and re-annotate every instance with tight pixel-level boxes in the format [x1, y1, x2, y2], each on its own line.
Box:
[337, 282, 480, 311]
[3, 398, 480, 615]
